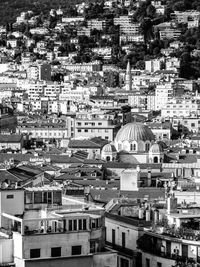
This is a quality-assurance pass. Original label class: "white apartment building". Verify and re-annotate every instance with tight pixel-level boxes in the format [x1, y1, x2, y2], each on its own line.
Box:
[128, 94, 155, 111]
[27, 63, 51, 81]
[161, 99, 200, 118]
[74, 112, 121, 141]
[145, 58, 164, 73]
[44, 83, 61, 99]
[155, 83, 174, 110]
[0, 187, 117, 267]
[87, 19, 108, 30]
[63, 61, 102, 72]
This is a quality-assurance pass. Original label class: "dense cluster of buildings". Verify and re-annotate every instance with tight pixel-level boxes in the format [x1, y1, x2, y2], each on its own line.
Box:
[1, 0, 200, 267]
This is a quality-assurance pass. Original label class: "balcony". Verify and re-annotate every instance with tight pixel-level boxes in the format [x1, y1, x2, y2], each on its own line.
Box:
[137, 233, 197, 266]
[152, 218, 200, 241]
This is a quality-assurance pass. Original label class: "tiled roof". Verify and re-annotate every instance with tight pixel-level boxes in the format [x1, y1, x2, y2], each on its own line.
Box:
[0, 170, 20, 182]
[69, 137, 108, 149]
[103, 162, 162, 169]
[0, 135, 23, 143]
[90, 188, 165, 203]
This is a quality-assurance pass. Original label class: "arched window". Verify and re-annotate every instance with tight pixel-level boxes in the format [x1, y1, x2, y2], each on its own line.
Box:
[131, 143, 136, 151]
[154, 156, 158, 163]
[106, 156, 110, 162]
[145, 143, 150, 152]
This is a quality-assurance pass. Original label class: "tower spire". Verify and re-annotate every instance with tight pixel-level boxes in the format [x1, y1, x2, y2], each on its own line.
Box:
[125, 60, 132, 91]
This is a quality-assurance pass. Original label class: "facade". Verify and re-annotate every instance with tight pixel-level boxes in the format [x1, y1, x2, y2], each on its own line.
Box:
[74, 112, 121, 141]
[0, 186, 117, 267]
[0, 105, 17, 134]
[161, 100, 200, 118]
[0, 134, 23, 150]
[155, 83, 174, 110]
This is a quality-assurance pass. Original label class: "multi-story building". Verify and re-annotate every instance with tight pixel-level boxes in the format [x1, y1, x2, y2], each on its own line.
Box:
[0, 104, 17, 134]
[74, 112, 121, 141]
[63, 61, 102, 72]
[161, 99, 200, 118]
[138, 194, 200, 267]
[155, 83, 174, 110]
[128, 93, 156, 111]
[87, 19, 108, 30]
[17, 120, 70, 144]
[145, 58, 164, 73]
[0, 186, 117, 267]
[27, 63, 51, 81]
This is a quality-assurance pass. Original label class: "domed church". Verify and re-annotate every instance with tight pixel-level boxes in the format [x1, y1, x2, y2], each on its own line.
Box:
[101, 122, 164, 163]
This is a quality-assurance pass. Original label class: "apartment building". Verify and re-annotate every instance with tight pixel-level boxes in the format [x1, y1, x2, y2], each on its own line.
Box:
[63, 61, 102, 72]
[161, 100, 200, 118]
[27, 63, 51, 81]
[87, 19, 108, 30]
[155, 83, 174, 110]
[74, 112, 121, 141]
[128, 93, 156, 111]
[0, 186, 117, 267]
[17, 120, 70, 143]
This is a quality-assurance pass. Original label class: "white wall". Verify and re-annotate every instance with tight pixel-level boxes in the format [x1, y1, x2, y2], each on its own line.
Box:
[22, 231, 90, 259]
[0, 238, 13, 264]
[106, 217, 139, 251]
[120, 169, 139, 191]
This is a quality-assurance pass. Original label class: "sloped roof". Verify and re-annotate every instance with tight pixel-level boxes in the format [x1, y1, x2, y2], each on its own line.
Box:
[90, 188, 165, 203]
[0, 170, 20, 182]
[0, 135, 23, 143]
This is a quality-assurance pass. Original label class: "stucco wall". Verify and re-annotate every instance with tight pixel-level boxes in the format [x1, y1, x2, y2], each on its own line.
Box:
[0, 238, 13, 264]
[21, 231, 90, 259]
[15, 255, 93, 267]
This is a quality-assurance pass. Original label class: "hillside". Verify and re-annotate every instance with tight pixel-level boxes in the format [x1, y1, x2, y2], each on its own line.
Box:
[0, 0, 97, 25]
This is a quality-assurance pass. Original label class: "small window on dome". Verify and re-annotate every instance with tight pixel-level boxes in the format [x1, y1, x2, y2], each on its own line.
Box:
[131, 143, 136, 151]
[145, 143, 150, 152]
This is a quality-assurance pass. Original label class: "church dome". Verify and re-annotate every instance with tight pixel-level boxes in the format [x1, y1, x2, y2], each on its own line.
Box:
[102, 144, 116, 153]
[115, 122, 155, 143]
[149, 143, 163, 154]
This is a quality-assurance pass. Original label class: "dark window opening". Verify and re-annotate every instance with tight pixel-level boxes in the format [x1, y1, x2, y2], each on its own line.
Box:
[30, 249, 40, 258]
[72, 245, 82, 255]
[51, 247, 61, 257]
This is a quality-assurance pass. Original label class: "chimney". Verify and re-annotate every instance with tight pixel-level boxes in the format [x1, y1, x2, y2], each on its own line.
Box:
[147, 168, 151, 187]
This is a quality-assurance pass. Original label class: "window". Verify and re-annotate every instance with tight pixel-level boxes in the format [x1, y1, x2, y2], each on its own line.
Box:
[191, 123, 195, 127]
[83, 219, 87, 230]
[72, 245, 82, 255]
[131, 143, 136, 151]
[112, 229, 115, 245]
[157, 263, 162, 267]
[84, 129, 88, 132]
[146, 258, 150, 267]
[77, 122, 81, 126]
[90, 241, 95, 253]
[78, 130, 81, 132]
[145, 143, 150, 152]
[6, 194, 14, 199]
[69, 220, 72, 231]
[122, 232, 126, 247]
[120, 258, 129, 267]
[98, 122, 102, 125]
[30, 249, 40, 258]
[73, 220, 77, 231]
[51, 247, 61, 257]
